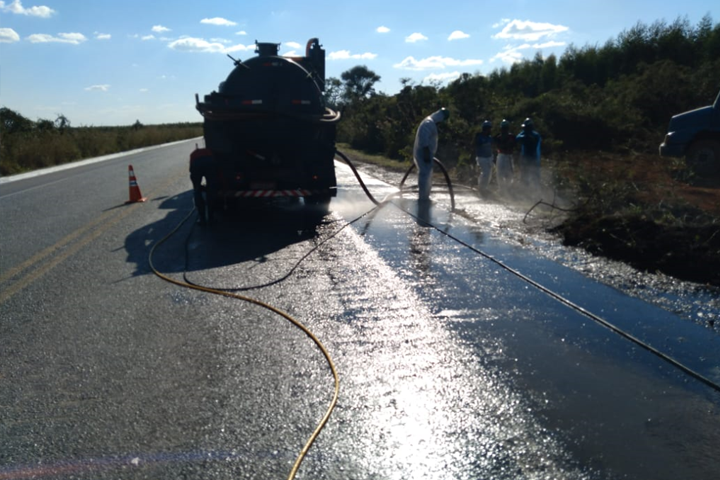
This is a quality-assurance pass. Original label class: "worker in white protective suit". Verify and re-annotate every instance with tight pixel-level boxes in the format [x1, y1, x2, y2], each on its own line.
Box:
[413, 108, 450, 201]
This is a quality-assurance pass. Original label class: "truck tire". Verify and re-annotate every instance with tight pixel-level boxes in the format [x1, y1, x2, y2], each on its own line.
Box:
[686, 140, 720, 176]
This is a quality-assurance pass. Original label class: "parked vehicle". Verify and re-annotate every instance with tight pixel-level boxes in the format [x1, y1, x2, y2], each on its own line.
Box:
[659, 89, 720, 176]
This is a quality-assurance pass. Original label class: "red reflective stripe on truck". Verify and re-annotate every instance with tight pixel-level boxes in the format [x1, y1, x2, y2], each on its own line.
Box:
[230, 189, 316, 198]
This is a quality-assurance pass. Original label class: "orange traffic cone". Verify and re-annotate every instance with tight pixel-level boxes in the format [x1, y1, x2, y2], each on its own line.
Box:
[125, 165, 147, 203]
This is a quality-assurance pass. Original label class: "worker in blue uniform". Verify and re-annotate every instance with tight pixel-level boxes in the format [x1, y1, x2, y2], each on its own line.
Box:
[515, 118, 541, 192]
[413, 108, 450, 201]
[473, 120, 494, 196]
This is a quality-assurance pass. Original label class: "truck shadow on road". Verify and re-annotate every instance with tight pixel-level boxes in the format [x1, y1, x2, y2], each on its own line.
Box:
[124, 190, 331, 280]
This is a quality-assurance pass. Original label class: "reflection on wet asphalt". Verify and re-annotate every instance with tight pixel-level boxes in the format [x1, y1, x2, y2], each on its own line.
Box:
[175, 163, 720, 479]
[291, 164, 719, 479]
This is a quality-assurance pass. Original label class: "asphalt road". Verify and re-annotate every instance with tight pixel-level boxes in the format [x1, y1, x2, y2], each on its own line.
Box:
[1, 139, 720, 480]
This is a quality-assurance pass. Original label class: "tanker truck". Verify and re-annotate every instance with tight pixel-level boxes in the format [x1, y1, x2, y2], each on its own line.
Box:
[191, 38, 340, 222]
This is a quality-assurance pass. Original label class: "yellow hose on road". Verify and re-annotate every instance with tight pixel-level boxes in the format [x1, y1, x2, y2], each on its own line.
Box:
[149, 208, 339, 480]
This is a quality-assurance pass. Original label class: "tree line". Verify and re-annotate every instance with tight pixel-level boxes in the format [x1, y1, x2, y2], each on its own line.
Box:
[326, 15, 720, 168]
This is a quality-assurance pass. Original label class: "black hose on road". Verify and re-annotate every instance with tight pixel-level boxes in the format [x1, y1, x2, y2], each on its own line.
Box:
[396, 158, 456, 211]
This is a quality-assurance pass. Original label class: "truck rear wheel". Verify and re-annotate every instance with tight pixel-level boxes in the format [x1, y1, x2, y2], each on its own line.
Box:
[687, 140, 720, 177]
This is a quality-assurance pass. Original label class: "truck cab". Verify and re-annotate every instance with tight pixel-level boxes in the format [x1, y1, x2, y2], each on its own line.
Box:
[659, 89, 720, 176]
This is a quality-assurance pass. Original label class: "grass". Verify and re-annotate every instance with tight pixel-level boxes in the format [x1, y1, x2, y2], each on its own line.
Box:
[336, 143, 411, 173]
[1, 123, 203, 176]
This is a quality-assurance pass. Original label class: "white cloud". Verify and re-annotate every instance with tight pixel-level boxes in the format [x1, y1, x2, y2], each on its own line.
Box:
[85, 84, 110, 92]
[210, 37, 231, 44]
[448, 30, 470, 41]
[0, 27, 20, 43]
[424, 71, 461, 83]
[168, 36, 252, 54]
[95, 32, 111, 40]
[532, 40, 566, 49]
[376, 26, 390, 33]
[169, 37, 223, 52]
[201, 17, 237, 27]
[394, 55, 483, 71]
[236, 30, 247, 35]
[139, 88, 149, 93]
[61, 33, 86, 43]
[493, 19, 568, 41]
[282, 50, 298, 57]
[141, 34, 155, 41]
[225, 43, 254, 53]
[3, 0, 55, 18]
[490, 40, 567, 64]
[491, 47, 524, 64]
[492, 18, 511, 29]
[405, 32, 428, 43]
[152, 25, 171, 33]
[27, 32, 87, 44]
[328, 49, 377, 60]
[284, 41, 301, 49]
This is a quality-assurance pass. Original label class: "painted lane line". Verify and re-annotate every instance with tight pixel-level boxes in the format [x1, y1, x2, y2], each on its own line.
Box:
[0, 169, 188, 305]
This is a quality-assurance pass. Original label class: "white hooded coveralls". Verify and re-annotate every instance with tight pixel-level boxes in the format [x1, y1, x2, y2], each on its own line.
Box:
[413, 110, 446, 200]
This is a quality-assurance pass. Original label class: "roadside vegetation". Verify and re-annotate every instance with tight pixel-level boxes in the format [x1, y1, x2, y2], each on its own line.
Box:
[327, 15, 720, 286]
[0, 108, 202, 176]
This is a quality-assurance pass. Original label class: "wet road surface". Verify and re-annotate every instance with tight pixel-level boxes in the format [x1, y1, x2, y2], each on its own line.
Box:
[1, 144, 719, 479]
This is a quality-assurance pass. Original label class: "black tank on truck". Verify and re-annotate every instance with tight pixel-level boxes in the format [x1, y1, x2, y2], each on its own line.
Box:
[190, 38, 340, 222]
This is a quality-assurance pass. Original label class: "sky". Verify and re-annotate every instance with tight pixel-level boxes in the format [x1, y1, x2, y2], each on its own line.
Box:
[1, 0, 717, 126]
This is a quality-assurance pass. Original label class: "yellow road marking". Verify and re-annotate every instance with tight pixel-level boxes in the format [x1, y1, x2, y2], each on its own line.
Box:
[0, 168, 189, 305]
[0, 203, 140, 304]
[0, 211, 114, 284]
